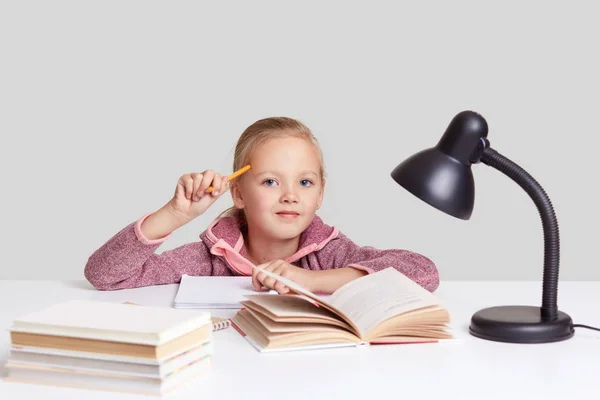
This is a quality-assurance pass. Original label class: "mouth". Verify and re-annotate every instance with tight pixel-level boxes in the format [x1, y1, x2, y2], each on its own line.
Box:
[276, 211, 300, 219]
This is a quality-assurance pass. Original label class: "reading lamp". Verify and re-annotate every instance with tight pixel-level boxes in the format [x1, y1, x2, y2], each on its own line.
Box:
[390, 110, 574, 343]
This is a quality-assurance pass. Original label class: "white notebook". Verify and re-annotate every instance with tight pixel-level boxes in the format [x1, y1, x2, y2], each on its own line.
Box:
[173, 275, 276, 309]
[10, 300, 211, 346]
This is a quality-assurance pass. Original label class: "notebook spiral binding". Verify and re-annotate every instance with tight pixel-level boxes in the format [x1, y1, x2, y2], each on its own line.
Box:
[212, 318, 231, 331]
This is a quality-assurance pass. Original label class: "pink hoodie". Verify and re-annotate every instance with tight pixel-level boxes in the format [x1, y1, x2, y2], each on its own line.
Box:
[84, 213, 440, 292]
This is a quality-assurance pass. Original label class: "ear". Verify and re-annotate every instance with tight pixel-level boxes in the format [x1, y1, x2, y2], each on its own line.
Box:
[230, 182, 246, 210]
[316, 178, 325, 210]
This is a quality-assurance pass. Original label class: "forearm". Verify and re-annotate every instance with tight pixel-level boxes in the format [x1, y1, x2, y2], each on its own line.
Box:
[85, 220, 163, 290]
[309, 267, 368, 294]
[317, 232, 440, 292]
[140, 204, 191, 240]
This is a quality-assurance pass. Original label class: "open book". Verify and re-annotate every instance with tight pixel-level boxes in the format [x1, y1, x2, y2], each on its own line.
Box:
[231, 267, 453, 352]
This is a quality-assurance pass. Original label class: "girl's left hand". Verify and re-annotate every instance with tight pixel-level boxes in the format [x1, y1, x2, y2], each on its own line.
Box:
[252, 260, 314, 294]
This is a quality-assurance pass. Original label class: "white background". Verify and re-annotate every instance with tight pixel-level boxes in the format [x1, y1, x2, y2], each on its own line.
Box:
[1, 1, 598, 281]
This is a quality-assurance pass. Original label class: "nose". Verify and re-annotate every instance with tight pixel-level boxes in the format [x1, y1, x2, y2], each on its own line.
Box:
[280, 186, 299, 204]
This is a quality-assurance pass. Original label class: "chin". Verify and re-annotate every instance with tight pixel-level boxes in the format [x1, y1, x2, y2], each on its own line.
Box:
[267, 225, 304, 241]
[267, 215, 312, 240]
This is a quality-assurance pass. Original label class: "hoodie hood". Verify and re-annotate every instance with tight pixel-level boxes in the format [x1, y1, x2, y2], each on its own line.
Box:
[199, 215, 339, 276]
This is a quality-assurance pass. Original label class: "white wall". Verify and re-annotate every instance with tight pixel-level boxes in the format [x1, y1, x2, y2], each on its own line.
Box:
[1, 1, 598, 281]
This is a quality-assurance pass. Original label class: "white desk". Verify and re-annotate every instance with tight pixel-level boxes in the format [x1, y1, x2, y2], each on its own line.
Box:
[0, 280, 598, 400]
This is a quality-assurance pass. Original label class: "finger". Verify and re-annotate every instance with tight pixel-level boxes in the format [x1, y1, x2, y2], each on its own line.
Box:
[271, 265, 290, 293]
[274, 281, 289, 294]
[255, 268, 276, 291]
[252, 267, 262, 291]
[254, 262, 278, 291]
[262, 275, 277, 290]
[198, 170, 215, 197]
[192, 172, 205, 200]
[273, 264, 287, 278]
[175, 181, 185, 199]
[211, 173, 223, 197]
[221, 177, 230, 193]
[187, 173, 201, 201]
[184, 175, 194, 200]
[262, 261, 283, 287]
[252, 263, 271, 291]
[271, 260, 285, 272]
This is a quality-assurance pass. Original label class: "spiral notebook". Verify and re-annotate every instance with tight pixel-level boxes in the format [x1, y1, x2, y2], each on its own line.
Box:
[173, 275, 276, 309]
[122, 302, 230, 332]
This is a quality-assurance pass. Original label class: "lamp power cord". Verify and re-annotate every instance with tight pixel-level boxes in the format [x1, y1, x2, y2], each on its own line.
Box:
[573, 324, 600, 333]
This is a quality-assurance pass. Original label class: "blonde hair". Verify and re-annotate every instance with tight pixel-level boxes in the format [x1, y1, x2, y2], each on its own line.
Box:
[218, 117, 326, 228]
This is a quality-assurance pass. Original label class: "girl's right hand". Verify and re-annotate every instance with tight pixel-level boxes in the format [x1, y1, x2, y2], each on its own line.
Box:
[166, 170, 230, 222]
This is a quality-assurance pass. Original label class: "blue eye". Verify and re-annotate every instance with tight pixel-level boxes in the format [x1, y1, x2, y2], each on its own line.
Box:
[262, 179, 278, 187]
[300, 179, 313, 187]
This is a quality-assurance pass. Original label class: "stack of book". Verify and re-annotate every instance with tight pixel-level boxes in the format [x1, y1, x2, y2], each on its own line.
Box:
[5, 300, 213, 395]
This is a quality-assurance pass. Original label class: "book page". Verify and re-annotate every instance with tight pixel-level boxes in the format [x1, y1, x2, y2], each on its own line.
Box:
[242, 294, 339, 320]
[250, 266, 360, 334]
[242, 294, 348, 327]
[327, 268, 442, 339]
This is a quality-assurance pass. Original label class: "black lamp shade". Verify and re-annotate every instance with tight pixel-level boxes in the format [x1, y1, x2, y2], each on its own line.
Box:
[390, 148, 475, 220]
[390, 111, 489, 220]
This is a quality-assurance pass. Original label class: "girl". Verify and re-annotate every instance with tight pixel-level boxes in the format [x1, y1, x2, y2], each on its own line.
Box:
[85, 117, 439, 294]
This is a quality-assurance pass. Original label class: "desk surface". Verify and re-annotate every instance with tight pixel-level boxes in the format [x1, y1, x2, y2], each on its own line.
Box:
[0, 280, 598, 400]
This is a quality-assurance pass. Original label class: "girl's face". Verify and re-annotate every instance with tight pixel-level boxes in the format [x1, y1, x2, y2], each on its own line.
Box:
[232, 136, 324, 241]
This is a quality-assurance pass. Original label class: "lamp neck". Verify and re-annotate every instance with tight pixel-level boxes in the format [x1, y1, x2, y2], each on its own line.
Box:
[436, 111, 489, 165]
[480, 147, 560, 320]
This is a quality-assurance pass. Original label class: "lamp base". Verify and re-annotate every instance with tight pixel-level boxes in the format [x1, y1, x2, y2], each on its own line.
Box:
[469, 306, 574, 343]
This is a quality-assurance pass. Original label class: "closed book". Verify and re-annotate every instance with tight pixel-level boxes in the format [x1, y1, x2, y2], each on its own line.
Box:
[10, 299, 211, 344]
[7, 340, 212, 379]
[9, 300, 212, 360]
[5, 356, 212, 396]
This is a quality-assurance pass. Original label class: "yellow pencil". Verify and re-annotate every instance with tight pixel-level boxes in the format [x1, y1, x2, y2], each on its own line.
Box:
[207, 164, 251, 193]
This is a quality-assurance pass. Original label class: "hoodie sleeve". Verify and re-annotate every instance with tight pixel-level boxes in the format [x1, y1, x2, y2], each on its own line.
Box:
[316, 232, 440, 292]
[84, 213, 214, 291]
